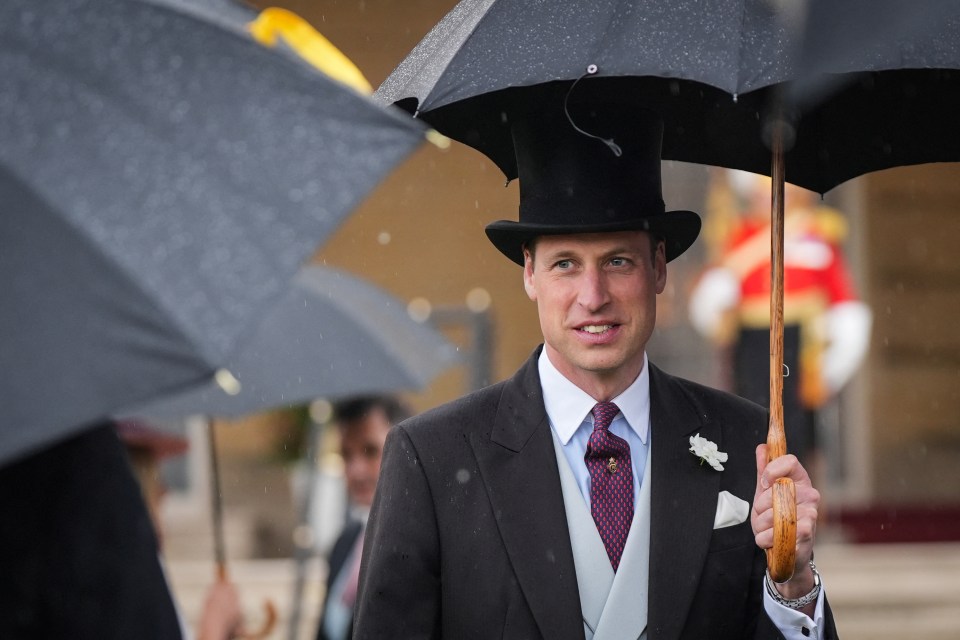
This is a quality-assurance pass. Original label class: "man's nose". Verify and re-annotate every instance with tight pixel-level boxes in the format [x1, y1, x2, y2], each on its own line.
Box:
[577, 268, 610, 311]
[344, 457, 364, 480]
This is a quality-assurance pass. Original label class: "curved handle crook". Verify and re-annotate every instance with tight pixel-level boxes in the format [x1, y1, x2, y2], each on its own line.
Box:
[766, 477, 797, 583]
[238, 599, 277, 640]
[765, 415, 797, 584]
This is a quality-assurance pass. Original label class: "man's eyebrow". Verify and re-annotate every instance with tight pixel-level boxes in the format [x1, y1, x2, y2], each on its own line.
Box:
[597, 246, 645, 261]
[540, 248, 578, 261]
[604, 246, 641, 255]
[541, 246, 644, 261]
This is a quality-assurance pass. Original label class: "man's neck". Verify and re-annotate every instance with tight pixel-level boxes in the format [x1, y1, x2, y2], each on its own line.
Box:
[543, 346, 644, 402]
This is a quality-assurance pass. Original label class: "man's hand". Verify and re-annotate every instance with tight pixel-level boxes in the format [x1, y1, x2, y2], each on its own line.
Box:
[752, 444, 821, 614]
[197, 577, 244, 640]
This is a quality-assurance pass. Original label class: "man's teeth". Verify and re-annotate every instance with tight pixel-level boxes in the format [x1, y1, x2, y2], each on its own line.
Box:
[581, 325, 613, 334]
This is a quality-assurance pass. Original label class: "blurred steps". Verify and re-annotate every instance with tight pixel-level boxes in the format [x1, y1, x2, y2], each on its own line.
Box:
[164, 543, 960, 640]
[816, 542, 960, 640]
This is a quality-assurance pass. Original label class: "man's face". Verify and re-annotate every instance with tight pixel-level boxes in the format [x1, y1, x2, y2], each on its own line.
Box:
[339, 407, 392, 507]
[523, 230, 666, 398]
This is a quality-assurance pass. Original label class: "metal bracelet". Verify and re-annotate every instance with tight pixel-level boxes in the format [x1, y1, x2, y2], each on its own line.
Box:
[765, 560, 821, 610]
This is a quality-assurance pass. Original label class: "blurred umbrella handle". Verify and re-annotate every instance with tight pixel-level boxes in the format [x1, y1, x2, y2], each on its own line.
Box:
[207, 418, 228, 570]
[766, 122, 797, 584]
[206, 419, 278, 638]
[239, 598, 278, 640]
[215, 563, 278, 640]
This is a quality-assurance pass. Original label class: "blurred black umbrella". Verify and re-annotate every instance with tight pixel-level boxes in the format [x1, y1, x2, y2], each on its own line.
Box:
[0, 0, 428, 465]
[120, 264, 460, 640]
[376, 0, 960, 194]
[121, 265, 461, 419]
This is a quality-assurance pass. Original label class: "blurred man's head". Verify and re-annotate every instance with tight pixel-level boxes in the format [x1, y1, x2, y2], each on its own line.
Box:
[114, 419, 189, 550]
[334, 395, 411, 508]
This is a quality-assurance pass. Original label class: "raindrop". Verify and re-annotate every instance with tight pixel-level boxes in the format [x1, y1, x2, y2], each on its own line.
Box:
[378, 231, 391, 245]
[456, 469, 471, 484]
[170, 101, 190, 122]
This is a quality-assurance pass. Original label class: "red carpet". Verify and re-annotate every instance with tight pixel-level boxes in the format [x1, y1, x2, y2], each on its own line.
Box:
[835, 504, 960, 543]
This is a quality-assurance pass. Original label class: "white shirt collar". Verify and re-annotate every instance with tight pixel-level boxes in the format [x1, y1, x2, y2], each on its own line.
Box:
[538, 348, 651, 446]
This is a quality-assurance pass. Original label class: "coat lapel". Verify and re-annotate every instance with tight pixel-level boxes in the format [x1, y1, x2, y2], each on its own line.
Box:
[647, 365, 722, 640]
[469, 350, 584, 640]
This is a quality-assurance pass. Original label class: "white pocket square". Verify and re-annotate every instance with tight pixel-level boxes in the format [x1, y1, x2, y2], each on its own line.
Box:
[714, 491, 750, 529]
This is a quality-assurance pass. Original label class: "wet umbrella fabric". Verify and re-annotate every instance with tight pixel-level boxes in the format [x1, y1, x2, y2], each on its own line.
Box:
[376, 0, 960, 193]
[0, 0, 426, 465]
[121, 265, 461, 419]
[781, 0, 960, 188]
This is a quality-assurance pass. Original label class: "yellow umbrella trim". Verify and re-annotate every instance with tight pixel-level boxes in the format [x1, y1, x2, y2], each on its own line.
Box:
[248, 7, 372, 95]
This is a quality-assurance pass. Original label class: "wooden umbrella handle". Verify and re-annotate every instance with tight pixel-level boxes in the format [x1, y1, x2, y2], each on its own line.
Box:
[237, 599, 278, 640]
[766, 126, 797, 584]
[765, 416, 797, 583]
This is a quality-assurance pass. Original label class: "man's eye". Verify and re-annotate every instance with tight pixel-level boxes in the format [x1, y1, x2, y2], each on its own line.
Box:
[610, 257, 627, 267]
[555, 260, 573, 269]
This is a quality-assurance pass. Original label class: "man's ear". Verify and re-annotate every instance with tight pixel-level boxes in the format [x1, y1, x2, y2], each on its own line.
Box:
[654, 241, 667, 294]
[522, 248, 537, 301]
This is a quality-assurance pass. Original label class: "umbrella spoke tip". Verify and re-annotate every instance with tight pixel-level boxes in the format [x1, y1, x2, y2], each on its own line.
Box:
[214, 369, 242, 395]
[426, 129, 451, 149]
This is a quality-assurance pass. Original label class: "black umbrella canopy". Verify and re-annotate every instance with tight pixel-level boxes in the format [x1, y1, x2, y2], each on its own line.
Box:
[377, 0, 960, 193]
[0, 0, 427, 465]
[121, 266, 462, 420]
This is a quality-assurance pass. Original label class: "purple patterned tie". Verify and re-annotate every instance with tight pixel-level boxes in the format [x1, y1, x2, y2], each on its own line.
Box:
[585, 401, 634, 571]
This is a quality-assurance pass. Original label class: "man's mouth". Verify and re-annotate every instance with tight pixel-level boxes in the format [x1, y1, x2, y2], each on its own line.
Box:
[579, 324, 615, 334]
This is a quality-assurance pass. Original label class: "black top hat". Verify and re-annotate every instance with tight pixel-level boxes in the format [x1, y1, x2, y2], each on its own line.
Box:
[485, 101, 701, 265]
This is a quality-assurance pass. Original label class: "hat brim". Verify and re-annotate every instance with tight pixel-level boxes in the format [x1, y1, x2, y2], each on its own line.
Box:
[485, 210, 701, 265]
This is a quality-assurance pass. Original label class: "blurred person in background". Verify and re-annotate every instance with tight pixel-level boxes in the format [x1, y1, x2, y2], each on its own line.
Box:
[316, 395, 411, 640]
[0, 422, 183, 639]
[115, 419, 245, 640]
[689, 169, 872, 467]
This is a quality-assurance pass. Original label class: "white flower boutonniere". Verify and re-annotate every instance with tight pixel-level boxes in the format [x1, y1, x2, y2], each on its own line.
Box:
[689, 434, 728, 471]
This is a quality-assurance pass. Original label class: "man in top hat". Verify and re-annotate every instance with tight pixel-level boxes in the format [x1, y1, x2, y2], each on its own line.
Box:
[353, 102, 836, 640]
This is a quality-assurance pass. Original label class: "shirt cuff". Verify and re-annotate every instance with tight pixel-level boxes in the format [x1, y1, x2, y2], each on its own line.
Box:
[763, 578, 826, 640]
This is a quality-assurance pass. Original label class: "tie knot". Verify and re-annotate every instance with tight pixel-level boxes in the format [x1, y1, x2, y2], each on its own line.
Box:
[591, 402, 619, 432]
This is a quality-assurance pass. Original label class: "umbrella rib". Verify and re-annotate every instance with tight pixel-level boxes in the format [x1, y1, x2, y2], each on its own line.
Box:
[375, 0, 500, 111]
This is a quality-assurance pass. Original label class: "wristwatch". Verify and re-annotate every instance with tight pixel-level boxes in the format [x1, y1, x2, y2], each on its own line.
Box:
[765, 560, 821, 609]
